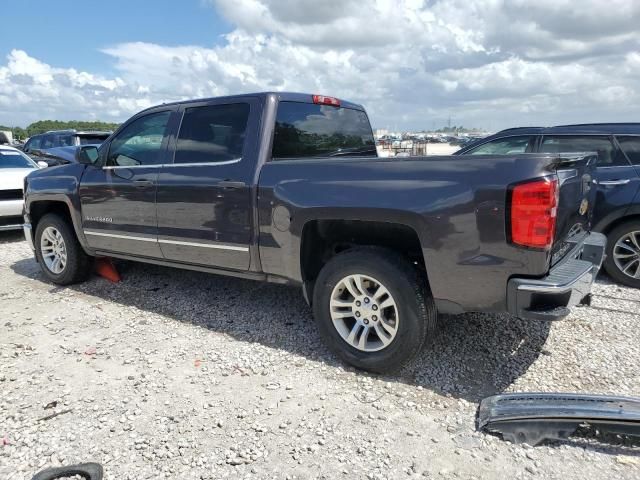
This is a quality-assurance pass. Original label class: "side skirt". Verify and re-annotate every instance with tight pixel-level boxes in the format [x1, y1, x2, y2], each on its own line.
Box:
[93, 250, 292, 285]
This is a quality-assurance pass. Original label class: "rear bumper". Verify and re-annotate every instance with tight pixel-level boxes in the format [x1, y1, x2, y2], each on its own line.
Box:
[507, 232, 606, 321]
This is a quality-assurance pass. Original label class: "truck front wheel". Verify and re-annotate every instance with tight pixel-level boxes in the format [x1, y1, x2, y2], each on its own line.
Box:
[35, 213, 93, 285]
[312, 248, 437, 373]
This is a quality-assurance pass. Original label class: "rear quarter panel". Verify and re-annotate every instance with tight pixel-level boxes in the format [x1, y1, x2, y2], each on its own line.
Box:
[257, 155, 555, 313]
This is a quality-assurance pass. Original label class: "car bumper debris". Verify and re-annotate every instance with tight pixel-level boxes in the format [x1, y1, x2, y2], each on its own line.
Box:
[477, 392, 640, 446]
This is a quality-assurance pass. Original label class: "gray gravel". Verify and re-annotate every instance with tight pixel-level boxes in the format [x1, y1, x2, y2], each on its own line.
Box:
[1, 230, 639, 479]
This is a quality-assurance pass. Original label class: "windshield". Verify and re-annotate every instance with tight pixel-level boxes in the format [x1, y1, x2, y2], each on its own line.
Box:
[78, 134, 110, 145]
[271, 102, 376, 159]
[0, 149, 37, 168]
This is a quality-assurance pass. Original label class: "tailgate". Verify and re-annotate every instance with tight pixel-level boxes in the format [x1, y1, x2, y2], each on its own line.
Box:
[550, 153, 598, 264]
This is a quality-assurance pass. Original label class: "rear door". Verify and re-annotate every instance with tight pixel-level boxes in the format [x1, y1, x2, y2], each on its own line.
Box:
[155, 97, 260, 270]
[79, 109, 175, 257]
[539, 135, 638, 230]
[615, 135, 640, 189]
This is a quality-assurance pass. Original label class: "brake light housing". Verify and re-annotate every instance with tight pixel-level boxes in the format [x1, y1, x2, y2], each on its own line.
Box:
[509, 177, 559, 249]
[312, 94, 341, 107]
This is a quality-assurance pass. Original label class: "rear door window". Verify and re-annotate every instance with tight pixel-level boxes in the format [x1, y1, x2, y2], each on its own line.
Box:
[41, 135, 57, 149]
[466, 136, 535, 155]
[540, 135, 628, 166]
[174, 103, 250, 164]
[271, 102, 376, 160]
[56, 135, 73, 147]
[616, 136, 640, 165]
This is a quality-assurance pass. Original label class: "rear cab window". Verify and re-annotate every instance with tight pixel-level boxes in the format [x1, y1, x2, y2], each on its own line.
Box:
[540, 135, 629, 166]
[466, 136, 535, 155]
[271, 101, 376, 160]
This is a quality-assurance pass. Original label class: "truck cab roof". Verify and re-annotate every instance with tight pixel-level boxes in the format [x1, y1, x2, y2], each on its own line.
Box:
[137, 92, 366, 115]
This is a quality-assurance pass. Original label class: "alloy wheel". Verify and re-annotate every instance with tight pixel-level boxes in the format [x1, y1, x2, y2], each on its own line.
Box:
[613, 230, 640, 280]
[40, 226, 67, 274]
[329, 274, 399, 352]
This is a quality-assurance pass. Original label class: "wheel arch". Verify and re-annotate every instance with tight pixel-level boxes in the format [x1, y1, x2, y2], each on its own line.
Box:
[596, 211, 640, 236]
[28, 198, 90, 254]
[299, 218, 430, 305]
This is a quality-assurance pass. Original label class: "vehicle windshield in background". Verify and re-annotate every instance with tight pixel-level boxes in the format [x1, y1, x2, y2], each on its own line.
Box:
[78, 135, 110, 145]
[0, 150, 37, 168]
[272, 102, 376, 159]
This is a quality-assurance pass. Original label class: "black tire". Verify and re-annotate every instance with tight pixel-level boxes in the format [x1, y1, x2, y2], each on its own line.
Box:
[603, 220, 640, 289]
[34, 213, 93, 285]
[32, 463, 103, 480]
[312, 247, 437, 373]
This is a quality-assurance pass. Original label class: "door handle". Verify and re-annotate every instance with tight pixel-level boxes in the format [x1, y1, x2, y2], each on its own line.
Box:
[219, 180, 246, 190]
[133, 179, 154, 188]
[599, 179, 630, 186]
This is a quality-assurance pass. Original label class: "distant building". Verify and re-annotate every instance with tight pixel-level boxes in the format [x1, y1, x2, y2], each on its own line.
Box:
[374, 128, 388, 139]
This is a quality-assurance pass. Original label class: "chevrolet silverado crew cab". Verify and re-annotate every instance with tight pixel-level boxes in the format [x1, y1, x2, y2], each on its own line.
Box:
[23, 92, 605, 373]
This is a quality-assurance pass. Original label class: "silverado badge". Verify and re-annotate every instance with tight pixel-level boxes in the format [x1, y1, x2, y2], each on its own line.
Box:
[85, 216, 113, 223]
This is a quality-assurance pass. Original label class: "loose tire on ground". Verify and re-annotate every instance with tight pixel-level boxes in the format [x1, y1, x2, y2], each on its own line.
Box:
[312, 247, 437, 373]
[34, 213, 93, 285]
[603, 220, 640, 289]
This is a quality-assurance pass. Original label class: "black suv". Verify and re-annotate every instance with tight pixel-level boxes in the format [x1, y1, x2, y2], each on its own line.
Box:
[23, 130, 111, 166]
[455, 124, 640, 287]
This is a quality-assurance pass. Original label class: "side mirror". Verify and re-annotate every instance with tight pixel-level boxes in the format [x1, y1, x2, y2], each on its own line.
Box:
[37, 161, 49, 168]
[77, 145, 100, 165]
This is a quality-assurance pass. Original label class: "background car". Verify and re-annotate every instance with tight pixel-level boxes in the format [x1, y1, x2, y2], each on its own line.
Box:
[23, 129, 111, 166]
[0, 145, 46, 231]
[454, 123, 640, 288]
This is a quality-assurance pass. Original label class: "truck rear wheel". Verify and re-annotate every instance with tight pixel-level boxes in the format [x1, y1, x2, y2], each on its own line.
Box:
[603, 220, 640, 288]
[312, 248, 437, 373]
[35, 213, 93, 285]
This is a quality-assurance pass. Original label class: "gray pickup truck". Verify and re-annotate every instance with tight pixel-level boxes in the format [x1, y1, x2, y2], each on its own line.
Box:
[22, 92, 605, 372]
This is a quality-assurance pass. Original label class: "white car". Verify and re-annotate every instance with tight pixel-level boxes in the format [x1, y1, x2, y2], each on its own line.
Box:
[0, 145, 47, 231]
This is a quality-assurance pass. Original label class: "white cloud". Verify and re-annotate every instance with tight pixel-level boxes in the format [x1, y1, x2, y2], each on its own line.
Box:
[1, 0, 639, 129]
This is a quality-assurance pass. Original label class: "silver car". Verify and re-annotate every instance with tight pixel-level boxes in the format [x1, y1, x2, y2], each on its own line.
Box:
[0, 145, 46, 231]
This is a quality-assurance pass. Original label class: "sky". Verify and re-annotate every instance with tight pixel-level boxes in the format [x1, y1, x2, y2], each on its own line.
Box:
[1, 0, 639, 131]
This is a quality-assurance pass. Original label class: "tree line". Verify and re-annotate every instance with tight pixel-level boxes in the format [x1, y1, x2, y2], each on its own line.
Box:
[0, 120, 121, 140]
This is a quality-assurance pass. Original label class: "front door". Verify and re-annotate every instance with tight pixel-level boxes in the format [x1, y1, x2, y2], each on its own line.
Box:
[79, 109, 173, 258]
[155, 98, 259, 270]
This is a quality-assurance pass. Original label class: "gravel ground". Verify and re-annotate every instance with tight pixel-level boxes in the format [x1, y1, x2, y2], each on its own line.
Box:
[1, 230, 639, 480]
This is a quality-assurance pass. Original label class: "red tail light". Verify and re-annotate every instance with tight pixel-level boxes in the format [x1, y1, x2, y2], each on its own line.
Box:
[510, 177, 559, 249]
[312, 94, 340, 107]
